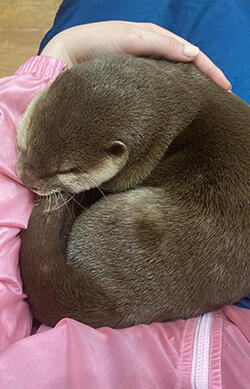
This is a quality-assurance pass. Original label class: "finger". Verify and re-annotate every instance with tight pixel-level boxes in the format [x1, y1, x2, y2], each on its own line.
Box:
[193, 51, 231, 90]
[126, 22, 192, 44]
[129, 22, 231, 90]
[120, 26, 200, 62]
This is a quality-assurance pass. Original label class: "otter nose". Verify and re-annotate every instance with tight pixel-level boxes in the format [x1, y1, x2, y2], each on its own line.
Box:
[18, 164, 41, 191]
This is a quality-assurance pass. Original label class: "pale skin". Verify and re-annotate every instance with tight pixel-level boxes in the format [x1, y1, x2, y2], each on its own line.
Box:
[40, 21, 231, 90]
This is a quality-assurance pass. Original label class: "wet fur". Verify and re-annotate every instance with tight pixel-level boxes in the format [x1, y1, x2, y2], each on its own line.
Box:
[17, 55, 250, 328]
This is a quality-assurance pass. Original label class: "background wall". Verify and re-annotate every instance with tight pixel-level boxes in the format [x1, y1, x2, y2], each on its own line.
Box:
[0, 0, 60, 78]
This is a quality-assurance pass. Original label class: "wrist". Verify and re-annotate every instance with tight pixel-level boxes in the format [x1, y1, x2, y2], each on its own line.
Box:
[40, 35, 74, 67]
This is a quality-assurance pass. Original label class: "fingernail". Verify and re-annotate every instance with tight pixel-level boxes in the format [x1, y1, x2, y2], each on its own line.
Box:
[184, 45, 199, 58]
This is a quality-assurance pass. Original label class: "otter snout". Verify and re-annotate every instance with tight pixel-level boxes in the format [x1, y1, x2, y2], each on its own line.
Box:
[16, 159, 40, 191]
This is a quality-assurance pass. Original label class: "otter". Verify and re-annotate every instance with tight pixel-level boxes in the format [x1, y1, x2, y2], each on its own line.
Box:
[16, 54, 250, 328]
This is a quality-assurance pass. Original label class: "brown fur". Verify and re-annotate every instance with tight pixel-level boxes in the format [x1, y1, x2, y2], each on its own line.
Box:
[17, 54, 250, 328]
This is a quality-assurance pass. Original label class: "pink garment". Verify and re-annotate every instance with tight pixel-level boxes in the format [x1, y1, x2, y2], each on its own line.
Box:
[0, 56, 249, 388]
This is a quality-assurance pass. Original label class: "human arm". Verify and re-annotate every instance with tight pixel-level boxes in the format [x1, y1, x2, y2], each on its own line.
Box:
[0, 56, 66, 351]
[40, 21, 231, 90]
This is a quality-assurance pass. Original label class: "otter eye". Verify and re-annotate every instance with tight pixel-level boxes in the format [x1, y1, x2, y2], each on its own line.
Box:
[58, 167, 81, 175]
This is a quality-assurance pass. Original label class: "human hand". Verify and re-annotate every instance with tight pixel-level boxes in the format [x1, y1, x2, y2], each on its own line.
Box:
[40, 21, 231, 90]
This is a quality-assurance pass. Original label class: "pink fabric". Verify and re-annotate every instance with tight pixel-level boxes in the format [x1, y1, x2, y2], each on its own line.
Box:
[0, 56, 249, 388]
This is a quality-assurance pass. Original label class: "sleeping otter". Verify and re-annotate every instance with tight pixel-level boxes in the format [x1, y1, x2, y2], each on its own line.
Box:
[16, 54, 250, 328]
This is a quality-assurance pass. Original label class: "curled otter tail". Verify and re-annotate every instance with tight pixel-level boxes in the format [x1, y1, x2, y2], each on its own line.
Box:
[19, 194, 117, 328]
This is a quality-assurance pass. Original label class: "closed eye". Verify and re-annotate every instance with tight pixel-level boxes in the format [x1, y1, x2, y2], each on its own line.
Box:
[58, 167, 82, 175]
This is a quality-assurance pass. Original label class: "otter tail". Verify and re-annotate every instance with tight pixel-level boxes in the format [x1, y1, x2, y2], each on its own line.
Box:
[19, 193, 117, 328]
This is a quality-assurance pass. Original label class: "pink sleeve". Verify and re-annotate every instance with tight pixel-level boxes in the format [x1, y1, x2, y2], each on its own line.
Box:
[0, 56, 66, 351]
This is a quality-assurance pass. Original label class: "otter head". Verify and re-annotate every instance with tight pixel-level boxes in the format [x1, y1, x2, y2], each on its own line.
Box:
[16, 59, 143, 196]
[16, 55, 178, 196]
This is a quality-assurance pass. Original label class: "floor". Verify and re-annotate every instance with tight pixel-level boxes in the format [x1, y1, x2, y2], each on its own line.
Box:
[0, 0, 61, 78]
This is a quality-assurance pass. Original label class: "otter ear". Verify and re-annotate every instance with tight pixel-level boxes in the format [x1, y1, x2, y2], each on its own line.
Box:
[105, 141, 128, 166]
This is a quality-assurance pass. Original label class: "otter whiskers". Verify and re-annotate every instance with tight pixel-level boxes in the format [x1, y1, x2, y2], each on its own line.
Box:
[86, 173, 109, 203]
